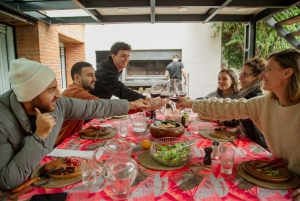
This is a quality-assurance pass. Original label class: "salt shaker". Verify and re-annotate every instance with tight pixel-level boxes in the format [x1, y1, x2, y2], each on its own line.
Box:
[211, 140, 220, 159]
[203, 147, 213, 165]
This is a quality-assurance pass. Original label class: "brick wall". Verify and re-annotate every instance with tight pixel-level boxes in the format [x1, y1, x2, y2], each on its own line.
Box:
[65, 43, 85, 86]
[15, 21, 85, 90]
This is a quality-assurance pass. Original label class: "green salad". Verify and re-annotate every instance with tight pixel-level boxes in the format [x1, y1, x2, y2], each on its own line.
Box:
[265, 169, 280, 176]
[153, 142, 191, 165]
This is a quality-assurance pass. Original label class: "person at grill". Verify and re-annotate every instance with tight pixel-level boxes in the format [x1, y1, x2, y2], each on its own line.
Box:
[165, 54, 187, 85]
[176, 49, 300, 200]
[0, 58, 150, 190]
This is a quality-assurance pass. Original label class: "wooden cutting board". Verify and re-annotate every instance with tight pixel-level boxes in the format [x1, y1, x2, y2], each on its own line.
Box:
[208, 130, 237, 140]
[45, 158, 82, 180]
[244, 160, 291, 183]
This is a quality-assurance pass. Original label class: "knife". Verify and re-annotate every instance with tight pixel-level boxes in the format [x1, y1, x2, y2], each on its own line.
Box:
[254, 158, 282, 168]
[11, 165, 57, 193]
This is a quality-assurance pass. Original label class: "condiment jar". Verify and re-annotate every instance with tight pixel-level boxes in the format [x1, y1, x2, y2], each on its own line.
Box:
[211, 140, 219, 159]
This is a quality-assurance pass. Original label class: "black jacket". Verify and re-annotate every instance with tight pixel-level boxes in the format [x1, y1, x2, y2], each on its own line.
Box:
[240, 88, 268, 150]
[89, 56, 146, 101]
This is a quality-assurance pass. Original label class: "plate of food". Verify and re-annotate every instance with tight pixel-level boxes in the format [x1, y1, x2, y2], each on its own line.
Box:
[243, 160, 291, 183]
[199, 128, 237, 142]
[45, 157, 82, 180]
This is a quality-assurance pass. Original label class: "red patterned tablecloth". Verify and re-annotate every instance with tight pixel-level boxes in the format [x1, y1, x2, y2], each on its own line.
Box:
[15, 118, 296, 201]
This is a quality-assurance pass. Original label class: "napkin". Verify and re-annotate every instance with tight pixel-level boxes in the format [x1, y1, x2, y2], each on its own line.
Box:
[47, 149, 94, 159]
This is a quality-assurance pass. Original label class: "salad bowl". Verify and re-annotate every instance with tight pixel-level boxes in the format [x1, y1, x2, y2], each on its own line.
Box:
[150, 137, 193, 167]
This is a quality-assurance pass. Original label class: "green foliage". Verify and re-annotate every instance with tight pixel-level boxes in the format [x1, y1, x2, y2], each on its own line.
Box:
[212, 7, 299, 70]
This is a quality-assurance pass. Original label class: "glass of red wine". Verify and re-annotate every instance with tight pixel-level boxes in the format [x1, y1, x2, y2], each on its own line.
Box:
[149, 81, 167, 116]
[150, 82, 163, 99]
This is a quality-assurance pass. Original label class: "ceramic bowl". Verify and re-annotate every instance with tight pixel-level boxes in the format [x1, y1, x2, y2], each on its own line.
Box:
[149, 121, 185, 138]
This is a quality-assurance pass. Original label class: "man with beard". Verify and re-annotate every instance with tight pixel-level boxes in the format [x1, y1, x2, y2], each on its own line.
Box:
[55, 61, 99, 146]
[0, 58, 150, 190]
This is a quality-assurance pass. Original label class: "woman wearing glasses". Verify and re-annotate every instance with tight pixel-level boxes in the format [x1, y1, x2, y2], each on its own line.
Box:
[177, 49, 300, 200]
[238, 57, 268, 150]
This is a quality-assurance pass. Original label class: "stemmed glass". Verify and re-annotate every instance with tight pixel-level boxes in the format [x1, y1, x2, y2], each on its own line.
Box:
[150, 81, 164, 98]
[149, 81, 168, 116]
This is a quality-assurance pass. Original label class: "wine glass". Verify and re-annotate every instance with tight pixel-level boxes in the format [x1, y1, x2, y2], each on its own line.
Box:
[159, 82, 170, 113]
[149, 81, 168, 116]
[150, 81, 163, 98]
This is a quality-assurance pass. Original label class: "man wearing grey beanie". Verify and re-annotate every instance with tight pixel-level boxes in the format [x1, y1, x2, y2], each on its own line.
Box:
[0, 58, 150, 190]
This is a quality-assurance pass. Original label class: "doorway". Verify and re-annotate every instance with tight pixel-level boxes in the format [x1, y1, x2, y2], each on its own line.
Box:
[0, 24, 15, 95]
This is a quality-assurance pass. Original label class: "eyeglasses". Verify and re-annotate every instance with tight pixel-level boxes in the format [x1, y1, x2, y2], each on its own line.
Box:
[239, 73, 258, 77]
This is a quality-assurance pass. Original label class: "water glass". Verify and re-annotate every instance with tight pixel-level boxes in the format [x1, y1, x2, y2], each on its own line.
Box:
[81, 159, 97, 186]
[220, 144, 235, 174]
[103, 157, 137, 200]
[119, 120, 128, 137]
[129, 112, 147, 133]
[190, 120, 200, 134]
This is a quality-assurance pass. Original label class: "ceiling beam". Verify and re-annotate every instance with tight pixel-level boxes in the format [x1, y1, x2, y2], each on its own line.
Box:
[150, 0, 155, 24]
[75, 0, 293, 8]
[265, 17, 300, 49]
[0, 1, 36, 25]
[257, 8, 287, 21]
[5, 1, 79, 11]
[51, 16, 98, 24]
[277, 14, 300, 25]
[73, 0, 102, 24]
[24, 11, 51, 24]
[204, 0, 232, 23]
[77, 0, 150, 8]
[257, 0, 300, 21]
[98, 15, 151, 23]
[96, 14, 250, 23]
[227, 0, 298, 8]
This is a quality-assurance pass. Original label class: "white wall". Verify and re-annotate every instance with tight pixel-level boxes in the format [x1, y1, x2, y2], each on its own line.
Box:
[85, 23, 221, 99]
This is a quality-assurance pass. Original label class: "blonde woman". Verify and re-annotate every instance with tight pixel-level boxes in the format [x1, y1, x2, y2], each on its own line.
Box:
[177, 49, 300, 200]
